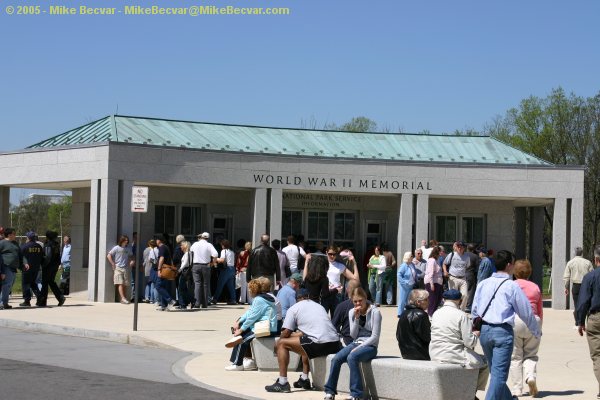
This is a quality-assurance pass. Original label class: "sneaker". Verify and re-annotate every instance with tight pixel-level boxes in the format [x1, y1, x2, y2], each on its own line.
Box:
[120, 299, 130, 304]
[224, 364, 244, 371]
[58, 297, 66, 306]
[2, 304, 12, 309]
[293, 375, 312, 390]
[527, 378, 538, 397]
[20, 301, 31, 307]
[225, 335, 244, 348]
[324, 394, 335, 400]
[265, 379, 291, 393]
[166, 300, 178, 311]
[155, 306, 165, 311]
[243, 357, 257, 371]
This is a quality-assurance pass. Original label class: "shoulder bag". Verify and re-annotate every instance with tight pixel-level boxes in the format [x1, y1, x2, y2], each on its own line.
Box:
[472, 278, 509, 331]
[253, 306, 273, 337]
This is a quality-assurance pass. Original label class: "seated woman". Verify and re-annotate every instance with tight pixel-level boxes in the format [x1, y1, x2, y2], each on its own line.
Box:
[396, 289, 431, 360]
[225, 277, 277, 371]
[324, 287, 382, 400]
[508, 259, 543, 397]
[429, 289, 489, 398]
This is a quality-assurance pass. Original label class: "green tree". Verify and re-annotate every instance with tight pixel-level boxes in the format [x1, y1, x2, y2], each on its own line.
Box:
[48, 196, 72, 237]
[485, 88, 600, 255]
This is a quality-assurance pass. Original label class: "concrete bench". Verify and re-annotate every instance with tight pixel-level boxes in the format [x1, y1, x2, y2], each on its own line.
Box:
[250, 337, 301, 372]
[310, 355, 478, 400]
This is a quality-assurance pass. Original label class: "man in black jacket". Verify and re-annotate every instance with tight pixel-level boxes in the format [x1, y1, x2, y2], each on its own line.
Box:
[247, 234, 280, 290]
[0, 228, 22, 309]
[20, 231, 43, 307]
[396, 289, 431, 360]
[38, 231, 65, 307]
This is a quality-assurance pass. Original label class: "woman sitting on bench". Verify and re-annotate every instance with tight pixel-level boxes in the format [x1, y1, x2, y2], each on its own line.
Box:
[323, 287, 382, 400]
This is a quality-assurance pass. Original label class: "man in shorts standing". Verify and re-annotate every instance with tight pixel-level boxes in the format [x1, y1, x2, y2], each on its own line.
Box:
[266, 288, 342, 393]
[107, 235, 134, 304]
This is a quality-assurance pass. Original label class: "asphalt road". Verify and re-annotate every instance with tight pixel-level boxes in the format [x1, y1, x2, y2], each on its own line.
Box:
[0, 327, 242, 400]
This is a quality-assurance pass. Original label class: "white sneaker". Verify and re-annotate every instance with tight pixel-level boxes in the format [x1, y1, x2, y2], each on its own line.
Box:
[167, 300, 178, 311]
[243, 357, 257, 371]
[324, 394, 335, 400]
[225, 364, 244, 371]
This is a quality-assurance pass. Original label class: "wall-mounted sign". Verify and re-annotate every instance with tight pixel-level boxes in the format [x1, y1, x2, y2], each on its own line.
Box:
[131, 186, 149, 213]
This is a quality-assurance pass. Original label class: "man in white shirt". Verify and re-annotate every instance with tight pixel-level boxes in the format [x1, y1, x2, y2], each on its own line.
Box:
[564, 246, 594, 325]
[189, 232, 218, 308]
[282, 235, 306, 274]
[266, 289, 342, 393]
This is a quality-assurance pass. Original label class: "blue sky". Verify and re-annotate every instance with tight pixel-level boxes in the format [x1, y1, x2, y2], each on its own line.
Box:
[1, 0, 599, 154]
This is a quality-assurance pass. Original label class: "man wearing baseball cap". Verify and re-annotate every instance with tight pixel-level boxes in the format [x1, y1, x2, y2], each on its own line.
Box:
[430, 289, 489, 397]
[20, 231, 43, 306]
[189, 232, 218, 308]
[276, 272, 303, 319]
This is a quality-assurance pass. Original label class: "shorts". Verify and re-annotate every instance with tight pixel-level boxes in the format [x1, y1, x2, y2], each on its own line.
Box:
[114, 266, 130, 286]
[299, 335, 342, 359]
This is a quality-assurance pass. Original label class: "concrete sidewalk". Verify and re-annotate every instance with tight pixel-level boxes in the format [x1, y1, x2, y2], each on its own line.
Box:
[0, 292, 596, 400]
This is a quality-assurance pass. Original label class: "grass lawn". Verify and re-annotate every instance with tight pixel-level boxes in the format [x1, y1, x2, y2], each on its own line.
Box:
[10, 270, 62, 295]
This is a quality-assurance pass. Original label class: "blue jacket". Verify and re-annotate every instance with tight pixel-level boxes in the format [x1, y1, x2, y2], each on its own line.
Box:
[239, 294, 277, 333]
[398, 262, 420, 287]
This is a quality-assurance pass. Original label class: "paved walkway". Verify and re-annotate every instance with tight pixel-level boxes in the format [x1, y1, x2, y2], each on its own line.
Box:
[0, 292, 596, 399]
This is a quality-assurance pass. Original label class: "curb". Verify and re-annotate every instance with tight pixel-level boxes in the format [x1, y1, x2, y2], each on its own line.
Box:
[0, 317, 173, 349]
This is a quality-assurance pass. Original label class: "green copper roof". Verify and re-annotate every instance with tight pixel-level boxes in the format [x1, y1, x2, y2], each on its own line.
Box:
[27, 115, 551, 166]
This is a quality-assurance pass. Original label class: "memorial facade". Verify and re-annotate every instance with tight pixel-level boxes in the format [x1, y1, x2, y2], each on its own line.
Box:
[0, 115, 584, 308]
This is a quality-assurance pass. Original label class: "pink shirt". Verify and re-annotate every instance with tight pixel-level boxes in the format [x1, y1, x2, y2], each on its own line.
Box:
[424, 257, 443, 285]
[516, 279, 543, 320]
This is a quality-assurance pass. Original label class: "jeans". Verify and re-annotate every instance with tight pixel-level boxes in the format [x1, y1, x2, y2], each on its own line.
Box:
[572, 282, 581, 324]
[397, 283, 412, 316]
[192, 263, 211, 307]
[154, 275, 173, 307]
[22, 265, 42, 302]
[324, 342, 378, 398]
[144, 275, 155, 302]
[368, 272, 383, 305]
[480, 323, 514, 400]
[213, 266, 236, 303]
[1, 268, 16, 305]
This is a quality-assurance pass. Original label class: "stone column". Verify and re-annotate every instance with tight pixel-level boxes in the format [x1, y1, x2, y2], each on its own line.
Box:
[570, 197, 584, 258]
[88, 180, 100, 301]
[397, 193, 414, 307]
[529, 207, 545, 290]
[269, 188, 283, 243]
[514, 207, 527, 259]
[552, 198, 568, 309]
[97, 178, 119, 302]
[415, 194, 429, 249]
[119, 180, 134, 239]
[70, 188, 90, 295]
[0, 186, 10, 226]
[252, 188, 268, 247]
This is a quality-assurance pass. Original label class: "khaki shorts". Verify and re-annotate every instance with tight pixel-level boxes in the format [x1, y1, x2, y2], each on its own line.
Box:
[114, 266, 130, 286]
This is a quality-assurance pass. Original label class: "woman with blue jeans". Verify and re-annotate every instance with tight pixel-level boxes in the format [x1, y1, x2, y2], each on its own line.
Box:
[324, 287, 382, 400]
[367, 246, 386, 306]
[212, 239, 237, 304]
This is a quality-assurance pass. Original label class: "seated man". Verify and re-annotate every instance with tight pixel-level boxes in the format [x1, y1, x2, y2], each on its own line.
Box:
[429, 289, 489, 397]
[396, 289, 431, 360]
[276, 272, 303, 319]
[266, 288, 342, 393]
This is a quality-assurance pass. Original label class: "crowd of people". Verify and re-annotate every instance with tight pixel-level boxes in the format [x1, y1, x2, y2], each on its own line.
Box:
[3, 224, 600, 400]
[0, 226, 68, 309]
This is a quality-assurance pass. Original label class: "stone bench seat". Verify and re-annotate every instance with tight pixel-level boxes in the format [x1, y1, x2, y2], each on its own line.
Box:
[310, 354, 478, 400]
[250, 337, 301, 372]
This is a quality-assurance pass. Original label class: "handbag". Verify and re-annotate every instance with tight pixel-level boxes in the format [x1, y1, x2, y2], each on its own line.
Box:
[159, 264, 177, 280]
[253, 307, 272, 337]
[472, 279, 509, 331]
